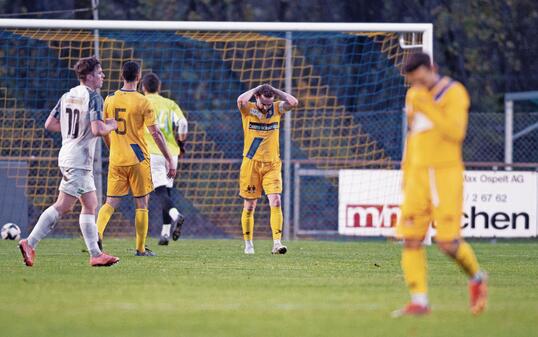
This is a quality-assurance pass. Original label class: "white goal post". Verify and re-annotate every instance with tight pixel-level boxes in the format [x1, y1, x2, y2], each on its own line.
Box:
[0, 19, 433, 240]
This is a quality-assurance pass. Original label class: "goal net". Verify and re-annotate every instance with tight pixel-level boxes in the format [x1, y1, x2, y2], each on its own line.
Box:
[0, 20, 432, 239]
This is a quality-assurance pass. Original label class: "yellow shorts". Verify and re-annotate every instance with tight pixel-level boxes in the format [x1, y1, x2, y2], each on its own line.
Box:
[398, 165, 463, 242]
[239, 158, 282, 199]
[107, 159, 154, 198]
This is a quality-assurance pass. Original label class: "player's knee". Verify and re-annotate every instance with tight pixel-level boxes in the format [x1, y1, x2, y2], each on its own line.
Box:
[80, 207, 96, 215]
[403, 239, 423, 249]
[80, 195, 98, 214]
[80, 199, 97, 214]
[135, 199, 149, 209]
[436, 239, 459, 257]
[54, 203, 73, 216]
[105, 197, 120, 209]
[243, 199, 257, 211]
[268, 194, 281, 207]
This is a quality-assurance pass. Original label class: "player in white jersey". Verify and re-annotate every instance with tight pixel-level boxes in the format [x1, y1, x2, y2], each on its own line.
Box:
[19, 56, 120, 267]
[141, 73, 188, 245]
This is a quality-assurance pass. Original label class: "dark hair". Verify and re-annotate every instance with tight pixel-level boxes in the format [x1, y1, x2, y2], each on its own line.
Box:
[74, 56, 100, 81]
[142, 72, 161, 93]
[122, 61, 140, 82]
[256, 84, 275, 98]
[404, 52, 432, 73]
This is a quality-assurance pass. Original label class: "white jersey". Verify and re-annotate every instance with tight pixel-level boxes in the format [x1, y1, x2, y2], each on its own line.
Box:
[50, 85, 103, 170]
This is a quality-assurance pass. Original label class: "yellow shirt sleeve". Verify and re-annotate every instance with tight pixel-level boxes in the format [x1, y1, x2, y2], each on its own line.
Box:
[277, 100, 291, 115]
[401, 88, 418, 171]
[104, 96, 112, 119]
[239, 102, 252, 116]
[412, 83, 469, 142]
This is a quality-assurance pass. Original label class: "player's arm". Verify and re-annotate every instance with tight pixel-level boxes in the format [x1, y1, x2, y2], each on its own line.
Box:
[175, 118, 188, 158]
[91, 119, 117, 136]
[270, 86, 299, 111]
[45, 98, 62, 132]
[148, 124, 176, 178]
[90, 94, 117, 136]
[144, 99, 176, 178]
[172, 103, 188, 157]
[237, 85, 262, 110]
[412, 85, 469, 142]
[45, 115, 61, 132]
[175, 117, 188, 142]
[401, 91, 414, 171]
[103, 133, 111, 149]
[401, 136, 411, 189]
[101, 96, 113, 148]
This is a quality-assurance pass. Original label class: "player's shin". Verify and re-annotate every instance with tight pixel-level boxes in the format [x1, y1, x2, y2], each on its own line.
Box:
[453, 240, 481, 279]
[402, 245, 428, 306]
[162, 205, 172, 238]
[241, 208, 254, 242]
[79, 214, 102, 257]
[96, 203, 115, 239]
[135, 209, 149, 252]
[27, 206, 60, 248]
[270, 206, 283, 242]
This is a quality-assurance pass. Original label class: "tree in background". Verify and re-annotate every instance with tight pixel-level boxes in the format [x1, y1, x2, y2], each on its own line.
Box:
[1, 0, 538, 112]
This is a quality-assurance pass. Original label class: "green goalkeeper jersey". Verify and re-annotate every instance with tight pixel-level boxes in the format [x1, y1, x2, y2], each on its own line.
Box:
[143, 93, 187, 157]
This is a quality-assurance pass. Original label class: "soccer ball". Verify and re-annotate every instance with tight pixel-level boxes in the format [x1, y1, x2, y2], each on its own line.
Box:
[1, 223, 21, 240]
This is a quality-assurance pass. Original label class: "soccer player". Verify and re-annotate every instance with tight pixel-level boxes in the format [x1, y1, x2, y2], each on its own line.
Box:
[393, 52, 488, 316]
[141, 72, 187, 246]
[96, 61, 176, 256]
[18, 56, 119, 267]
[236, 84, 298, 255]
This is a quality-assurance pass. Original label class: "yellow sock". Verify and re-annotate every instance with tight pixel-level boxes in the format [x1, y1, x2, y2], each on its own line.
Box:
[135, 209, 149, 252]
[96, 203, 115, 239]
[402, 247, 428, 295]
[270, 206, 283, 240]
[241, 209, 254, 241]
[454, 240, 480, 277]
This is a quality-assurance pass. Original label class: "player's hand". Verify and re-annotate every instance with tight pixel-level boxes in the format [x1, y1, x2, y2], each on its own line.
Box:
[166, 158, 177, 179]
[178, 141, 186, 159]
[286, 95, 299, 107]
[105, 118, 118, 130]
[409, 87, 433, 106]
[407, 87, 434, 116]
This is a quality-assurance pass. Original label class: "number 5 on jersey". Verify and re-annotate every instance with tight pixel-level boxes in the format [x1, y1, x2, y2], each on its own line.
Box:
[115, 108, 127, 135]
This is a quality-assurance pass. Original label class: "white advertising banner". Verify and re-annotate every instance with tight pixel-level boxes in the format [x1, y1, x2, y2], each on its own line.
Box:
[339, 170, 537, 238]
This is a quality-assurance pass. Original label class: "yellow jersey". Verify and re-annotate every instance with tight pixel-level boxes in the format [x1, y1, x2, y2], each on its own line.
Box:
[240, 101, 287, 162]
[403, 76, 469, 168]
[143, 93, 186, 157]
[104, 89, 156, 166]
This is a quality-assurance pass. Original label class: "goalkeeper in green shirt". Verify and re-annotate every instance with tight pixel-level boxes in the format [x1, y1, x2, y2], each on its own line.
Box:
[142, 72, 188, 245]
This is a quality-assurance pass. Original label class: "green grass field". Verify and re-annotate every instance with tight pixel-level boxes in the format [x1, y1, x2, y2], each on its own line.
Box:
[1, 239, 537, 337]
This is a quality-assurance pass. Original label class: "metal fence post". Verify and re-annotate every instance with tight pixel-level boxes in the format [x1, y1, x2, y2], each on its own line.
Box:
[92, 0, 103, 207]
[505, 99, 513, 166]
[293, 162, 300, 240]
[283, 31, 293, 240]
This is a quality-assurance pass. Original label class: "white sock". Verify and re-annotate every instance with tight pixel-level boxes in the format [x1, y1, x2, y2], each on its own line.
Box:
[161, 224, 171, 237]
[245, 240, 254, 248]
[79, 214, 102, 257]
[471, 270, 485, 282]
[27, 206, 60, 248]
[273, 239, 281, 246]
[169, 208, 180, 222]
[411, 293, 429, 307]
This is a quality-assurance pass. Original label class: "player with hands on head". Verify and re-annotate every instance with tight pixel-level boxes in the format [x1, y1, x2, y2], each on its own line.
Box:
[236, 83, 298, 255]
